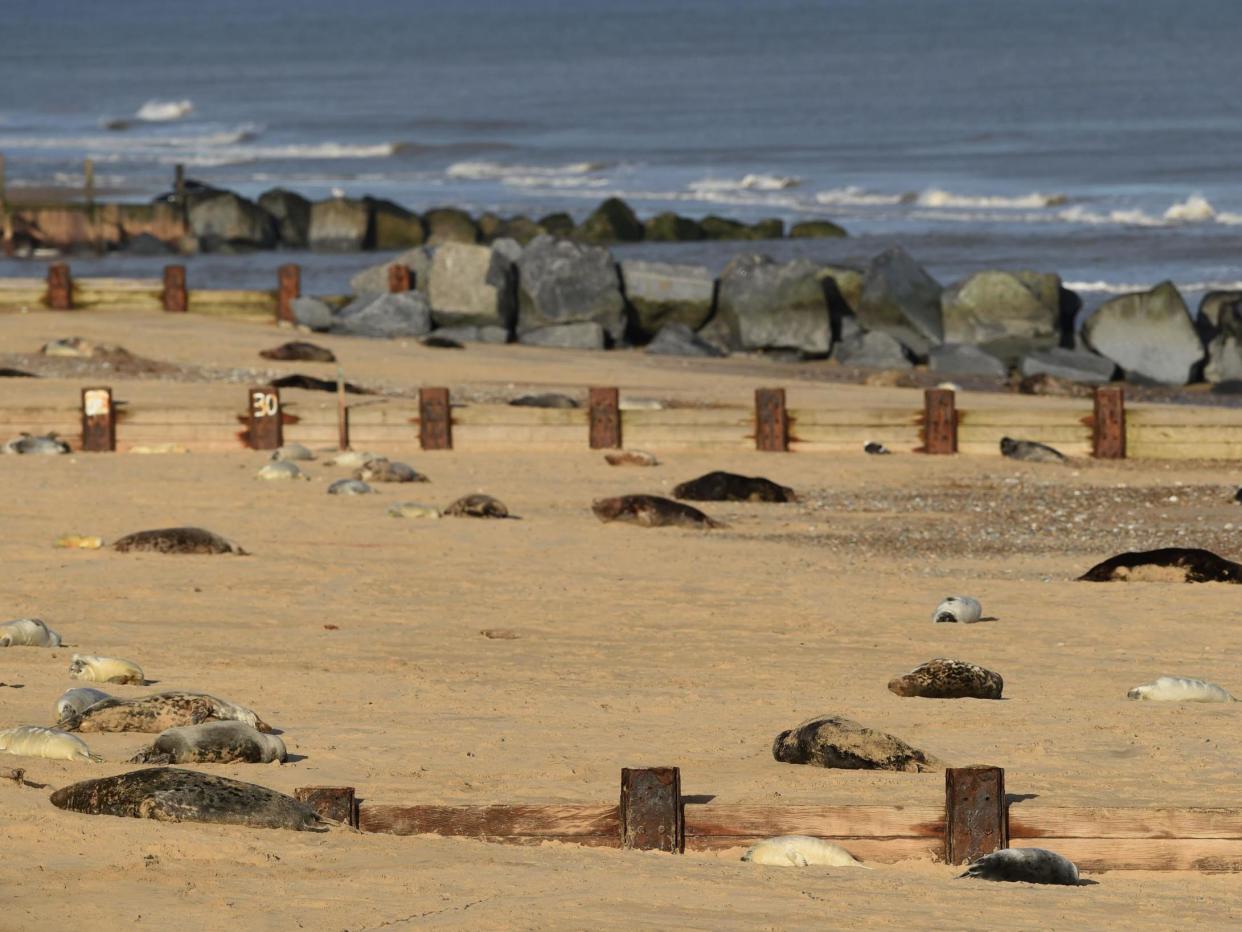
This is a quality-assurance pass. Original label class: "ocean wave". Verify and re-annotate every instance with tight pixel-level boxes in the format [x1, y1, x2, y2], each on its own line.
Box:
[446, 160, 608, 181]
[0, 125, 261, 152]
[689, 173, 800, 192]
[917, 188, 1067, 209]
[1163, 194, 1217, 223]
[815, 186, 911, 207]
[1067, 279, 1242, 296]
[161, 141, 400, 167]
[136, 99, 194, 122]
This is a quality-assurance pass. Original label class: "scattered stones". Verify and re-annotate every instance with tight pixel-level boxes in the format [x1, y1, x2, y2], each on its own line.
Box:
[1081, 281, 1204, 385]
[771, 714, 941, 772]
[289, 296, 334, 331]
[832, 330, 912, 369]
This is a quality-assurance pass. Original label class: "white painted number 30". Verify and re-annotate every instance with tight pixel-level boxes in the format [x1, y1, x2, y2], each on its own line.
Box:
[252, 391, 278, 417]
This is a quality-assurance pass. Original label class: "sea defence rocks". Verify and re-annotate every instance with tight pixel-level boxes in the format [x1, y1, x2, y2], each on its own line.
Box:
[518, 321, 606, 350]
[941, 270, 1061, 362]
[856, 247, 944, 356]
[1081, 281, 1204, 384]
[1202, 293, 1242, 383]
[620, 260, 715, 338]
[646, 322, 726, 358]
[290, 296, 334, 332]
[368, 198, 425, 250]
[423, 207, 478, 245]
[310, 197, 372, 251]
[332, 291, 432, 338]
[258, 189, 311, 249]
[1019, 347, 1117, 383]
[515, 236, 626, 343]
[833, 330, 912, 369]
[350, 246, 434, 296]
[187, 193, 277, 251]
[789, 219, 847, 238]
[428, 242, 517, 330]
[715, 255, 831, 355]
[928, 343, 1009, 377]
[575, 197, 644, 244]
[644, 212, 704, 242]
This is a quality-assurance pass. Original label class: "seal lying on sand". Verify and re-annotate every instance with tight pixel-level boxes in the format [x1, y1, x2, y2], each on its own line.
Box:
[69, 654, 145, 685]
[672, 471, 796, 503]
[49, 768, 324, 831]
[55, 687, 112, 720]
[509, 393, 578, 409]
[1000, 437, 1066, 463]
[931, 596, 983, 623]
[272, 373, 369, 394]
[387, 502, 441, 519]
[592, 495, 722, 529]
[259, 341, 336, 363]
[129, 722, 287, 764]
[959, 848, 1081, 885]
[327, 478, 373, 495]
[1078, 547, 1242, 583]
[354, 458, 427, 483]
[328, 450, 379, 468]
[0, 618, 62, 647]
[741, 836, 870, 868]
[270, 443, 315, 462]
[3, 432, 70, 455]
[604, 450, 658, 467]
[59, 690, 272, 733]
[0, 726, 100, 762]
[113, 527, 246, 555]
[1127, 676, 1235, 703]
[257, 461, 307, 481]
[444, 494, 511, 518]
[772, 715, 941, 772]
[888, 659, 1004, 699]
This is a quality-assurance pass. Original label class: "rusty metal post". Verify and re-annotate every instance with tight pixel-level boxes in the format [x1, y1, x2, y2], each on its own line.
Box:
[944, 766, 1007, 865]
[588, 387, 621, 449]
[293, 786, 358, 828]
[162, 264, 187, 312]
[755, 387, 789, 451]
[419, 387, 452, 450]
[1093, 385, 1126, 459]
[277, 263, 300, 324]
[336, 367, 349, 451]
[620, 767, 683, 853]
[247, 385, 283, 450]
[387, 263, 411, 293]
[80, 387, 115, 452]
[47, 262, 73, 310]
[923, 388, 957, 454]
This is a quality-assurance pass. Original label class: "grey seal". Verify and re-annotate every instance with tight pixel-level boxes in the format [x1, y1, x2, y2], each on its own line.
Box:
[888, 659, 1004, 699]
[3, 432, 70, 455]
[959, 848, 1081, 885]
[1078, 547, 1242, 584]
[328, 478, 373, 495]
[59, 690, 272, 733]
[0, 618, 62, 647]
[113, 527, 246, 555]
[592, 495, 722, 529]
[128, 722, 287, 764]
[444, 494, 510, 518]
[672, 471, 796, 503]
[1000, 437, 1066, 463]
[354, 458, 427, 483]
[772, 714, 941, 772]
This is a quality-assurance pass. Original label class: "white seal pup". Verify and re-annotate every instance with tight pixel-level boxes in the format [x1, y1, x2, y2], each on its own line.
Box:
[129, 721, 287, 764]
[932, 596, 982, 624]
[741, 836, 871, 868]
[56, 687, 113, 720]
[68, 654, 145, 685]
[328, 450, 379, 468]
[270, 443, 315, 462]
[387, 502, 442, 519]
[256, 461, 308, 481]
[1127, 675, 1235, 703]
[2, 432, 70, 455]
[328, 478, 373, 495]
[959, 847, 1080, 885]
[0, 726, 101, 762]
[0, 617, 62, 647]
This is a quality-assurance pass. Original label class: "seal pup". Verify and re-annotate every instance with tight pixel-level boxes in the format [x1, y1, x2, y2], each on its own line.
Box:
[1127, 676, 1235, 703]
[604, 450, 658, 467]
[1078, 548, 1242, 584]
[3, 432, 70, 455]
[354, 458, 427, 483]
[864, 442, 891, 455]
[327, 450, 379, 468]
[741, 836, 871, 869]
[56, 687, 113, 720]
[113, 527, 246, 555]
[49, 768, 324, 831]
[444, 494, 511, 518]
[129, 722, 287, 764]
[259, 341, 336, 363]
[592, 495, 722, 529]
[68, 654, 145, 685]
[932, 596, 983, 623]
[959, 848, 1080, 885]
[60, 690, 272, 733]
[672, 471, 796, 503]
[0, 618, 62, 647]
[1000, 437, 1066, 463]
[328, 478, 373, 495]
[772, 715, 941, 772]
[270, 442, 315, 462]
[53, 534, 103, 549]
[387, 502, 441, 519]
[0, 726, 100, 762]
[256, 461, 308, 481]
[888, 659, 1004, 700]
[509, 393, 579, 409]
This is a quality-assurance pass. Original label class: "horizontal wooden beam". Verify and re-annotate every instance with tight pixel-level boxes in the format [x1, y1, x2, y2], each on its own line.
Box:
[358, 803, 620, 838]
[1011, 806, 1242, 840]
[1011, 837, 1242, 872]
[686, 836, 942, 862]
[684, 804, 944, 839]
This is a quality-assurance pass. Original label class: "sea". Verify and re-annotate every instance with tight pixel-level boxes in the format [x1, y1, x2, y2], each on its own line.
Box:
[2, 0, 1241, 304]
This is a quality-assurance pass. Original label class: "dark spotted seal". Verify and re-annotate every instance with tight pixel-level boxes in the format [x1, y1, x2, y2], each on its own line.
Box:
[1000, 437, 1066, 463]
[112, 527, 246, 555]
[49, 768, 324, 831]
[1078, 547, 1242, 584]
[60, 691, 272, 734]
[259, 341, 336, 363]
[772, 714, 941, 772]
[888, 659, 1004, 700]
[672, 471, 796, 503]
[444, 494, 510, 518]
[959, 848, 1081, 885]
[128, 722, 286, 764]
[509, 393, 579, 409]
[592, 495, 722, 529]
[354, 458, 427, 483]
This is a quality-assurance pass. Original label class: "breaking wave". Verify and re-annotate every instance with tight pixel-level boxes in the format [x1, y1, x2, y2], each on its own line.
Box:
[916, 188, 1067, 209]
[135, 99, 194, 122]
[689, 173, 801, 192]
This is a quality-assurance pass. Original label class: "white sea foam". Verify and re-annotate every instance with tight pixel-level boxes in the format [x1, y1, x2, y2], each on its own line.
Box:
[446, 160, 607, 181]
[135, 99, 194, 122]
[1163, 194, 1216, 223]
[689, 173, 800, 192]
[1065, 279, 1242, 296]
[814, 186, 910, 207]
[916, 188, 1066, 209]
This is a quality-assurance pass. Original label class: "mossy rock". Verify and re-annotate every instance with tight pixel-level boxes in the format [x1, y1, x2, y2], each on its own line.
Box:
[368, 198, 425, 250]
[424, 207, 478, 245]
[700, 215, 753, 240]
[497, 216, 545, 245]
[750, 218, 784, 240]
[644, 211, 704, 242]
[476, 212, 504, 243]
[537, 212, 575, 238]
[574, 197, 644, 244]
[790, 219, 847, 239]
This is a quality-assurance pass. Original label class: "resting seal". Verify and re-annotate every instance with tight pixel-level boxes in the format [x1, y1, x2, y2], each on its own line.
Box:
[0, 726, 100, 762]
[672, 471, 795, 503]
[888, 659, 1003, 700]
[444, 494, 510, 518]
[3, 432, 70, 455]
[1127, 676, 1235, 703]
[68, 654, 145, 686]
[387, 502, 441, 519]
[1078, 548, 1242, 584]
[328, 478, 373, 495]
[354, 458, 427, 483]
[592, 495, 722, 529]
[129, 722, 286, 764]
[510, 393, 578, 409]
[1000, 437, 1066, 463]
[270, 443, 315, 462]
[772, 715, 941, 772]
[56, 687, 112, 720]
[932, 596, 983, 624]
[0, 618, 62, 647]
[959, 848, 1080, 885]
[59, 690, 272, 733]
[257, 461, 307, 481]
[741, 836, 870, 868]
[259, 341, 336, 363]
[113, 527, 246, 555]
[604, 450, 658, 467]
[49, 768, 324, 831]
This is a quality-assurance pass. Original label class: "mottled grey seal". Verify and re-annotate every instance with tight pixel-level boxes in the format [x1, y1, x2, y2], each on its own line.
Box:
[932, 596, 983, 623]
[604, 450, 659, 467]
[864, 442, 892, 455]
[49, 768, 324, 831]
[328, 450, 379, 468]
[959, 848, 1081, 885]
[257, 461, 308, 481]
[112, 527, 246, 555]
[772, 714, 941, 772]
[444, 494, 511, 518]
[741, 836, 870, 868]
[0, 617, 62, 647]
[56, 687, 112, 720]
[0, 726, 100, 762]
[888, 659, 1004, 700]
[354, 458, 427, 483]
[128, 722, 287, 764]
[1127, 676, 1235, 703]
[327, 478, 373, 495]
[1000, 437, 1066, 463]
[68, 654, 145, 685]
[672, 471, 796, 503]
[509, 392, 579, 409]
[1078, 548, 1242, 584]
[3, 432, 70, 455]
[591, 495, 722, 529]
[59, 690, 272, 733]
[270, 442, 315, 462]
[259, 341, 336, 363]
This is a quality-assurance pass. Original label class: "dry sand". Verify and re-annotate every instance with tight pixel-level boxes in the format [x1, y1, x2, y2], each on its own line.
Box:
[3, 309, 1242, 929]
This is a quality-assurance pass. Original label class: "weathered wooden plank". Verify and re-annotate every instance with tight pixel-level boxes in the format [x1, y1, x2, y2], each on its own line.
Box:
[1128, 441, 1242, 460]
[621, 408, 750, 427]
[450, 406, 586, 426]
[452, 426, 587, 447]
[787, 408, 923, 427]
[1011, 807, 1242, 840]
[1128, 407, 1242, 427]
[1129, 426, 1242, 443]
[358, 804, 620, 837]
[792, 426, 923, 444]
[684, 804, 944, 839]
[620, 426, 752, 445]
[957, 409, 1091, 427]
[1010, 837, 1242, 872]
[958, 425, 1093, 443]
[958, 441, 1093, 457]
[686, 836, 943, 862]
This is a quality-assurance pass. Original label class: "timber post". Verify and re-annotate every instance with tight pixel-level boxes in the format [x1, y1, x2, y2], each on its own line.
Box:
[923, 388, 957, 454]
[47, 262, 73, 310]
[1092, 386, 1126, 459]
[277, 263, 300, 324]
[620, 767, 684, 853]
[754, 387, 789, 451]
[419, 387, 452, 450]
[588, 387, 621, 449]
[247, 385, 283, 450]
[80, 387, 116, 452]
[944, 766, 1008, 865]
[387, 263, 411, 293]
[162, 264, 188, 312]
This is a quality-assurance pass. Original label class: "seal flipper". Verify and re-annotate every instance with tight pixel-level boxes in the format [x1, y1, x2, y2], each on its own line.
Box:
[128, 747, 172, 764]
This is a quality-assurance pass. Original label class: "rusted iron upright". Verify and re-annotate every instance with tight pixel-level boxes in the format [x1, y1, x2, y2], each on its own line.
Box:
[277, 263, 300, 324]
[922, 388, 957, 454]
[754, 387, 789, 451]
[247, 385, 283, 450]
[387, 263, 411, 293]
[293, 786, 358, 828]
[944, 766, 1008, 865]
[80, 387, 116, 452]
[0, 152, 11, 256]
[162, 264, 188, 312]
[620, 767, 683, 853]
[47, 262, 73, 310]
[588, 387, 621, 449]
[1092, 385, 1126, 459]
[419, 387, 452, 450]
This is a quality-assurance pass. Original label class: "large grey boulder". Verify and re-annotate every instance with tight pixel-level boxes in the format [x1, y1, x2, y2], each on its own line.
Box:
[187, 193, 276, 251]
[428, 242, 516, 330]
[290, 296, 333, 332]
[620, 260, 714, 339]
[349, 247, 434, 296]
[332, 291, 431, 339]
[832, 330, 912, 369]
[644, 212, 704, 242]
[1081, 281, 1204, 384]
[1019, 347, 1117, 383]
[258, 189, 311, 249]
[646, 322, 727, 358]
[429, 324, 509, 345]
[928, 343, 1008, 378]
[575, 197, 644, 244]
[310, 198, 372, 251]
[941, 270, 1061, 362]
[857, 247, 943, 356]
[368, 199, 425, 250]
[715, 255, 830, 356]
[1202, 295, 1242, 383]
[424, 207, 478, 245]
[515, 236, 626, 342]
[518, 321, 606, 350]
